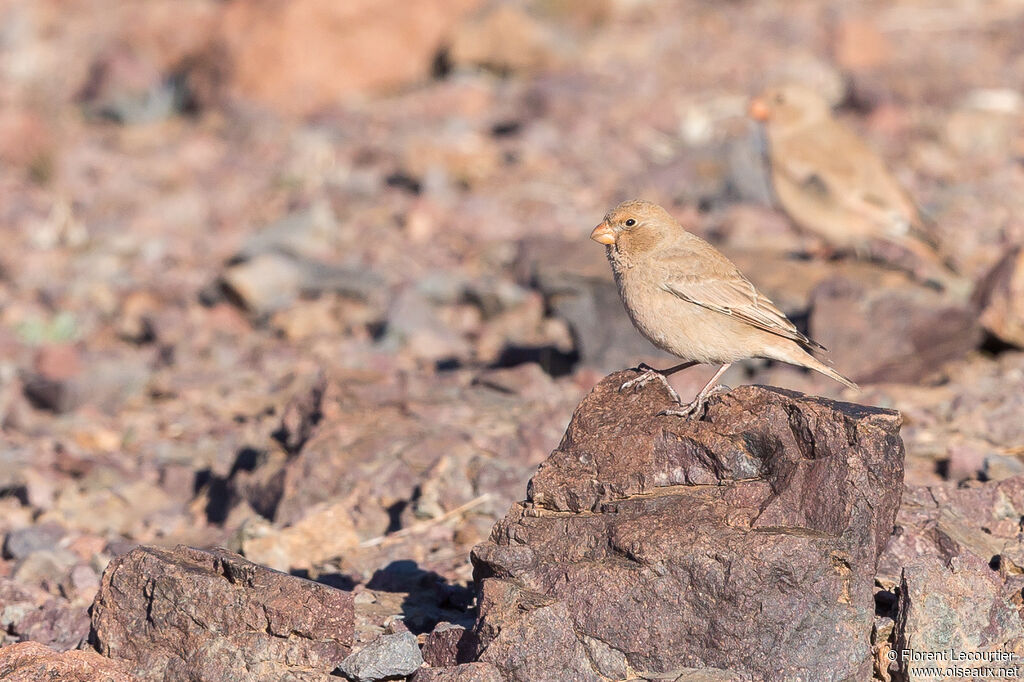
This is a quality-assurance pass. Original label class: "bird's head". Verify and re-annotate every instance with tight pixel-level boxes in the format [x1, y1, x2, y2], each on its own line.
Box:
[748, 84, 831, 132]
[590, 199, 676, 255]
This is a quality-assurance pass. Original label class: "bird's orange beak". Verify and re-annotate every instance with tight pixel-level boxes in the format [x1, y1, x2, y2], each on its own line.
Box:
[748, 97, 771, 121]
[590, 222, 616, 245]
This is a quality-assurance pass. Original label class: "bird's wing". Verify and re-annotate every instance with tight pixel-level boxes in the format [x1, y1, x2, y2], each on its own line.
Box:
[771, 126, 861, 193]
[773, 123, 922, 234]
[661, 267, 824, 350]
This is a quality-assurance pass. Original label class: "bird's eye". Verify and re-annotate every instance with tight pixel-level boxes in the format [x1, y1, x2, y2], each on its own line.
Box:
[625, 218, 636, 227]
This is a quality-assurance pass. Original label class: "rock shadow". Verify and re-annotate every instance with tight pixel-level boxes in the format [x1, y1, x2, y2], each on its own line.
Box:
[366, 560, 475, 634]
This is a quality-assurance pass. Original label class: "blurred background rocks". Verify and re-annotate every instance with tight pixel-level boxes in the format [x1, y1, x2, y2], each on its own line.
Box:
[0, 0, 1022, 679]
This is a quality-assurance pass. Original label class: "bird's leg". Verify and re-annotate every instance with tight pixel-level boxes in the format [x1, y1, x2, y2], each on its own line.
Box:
[618, 360, 698, 404]
[660, 363, 732, 419]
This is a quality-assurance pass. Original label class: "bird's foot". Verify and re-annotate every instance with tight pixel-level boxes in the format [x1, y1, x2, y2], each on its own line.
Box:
[618, 364, 658, 392]
[658, 385, 730, 419]
[619, 366, 681, 404]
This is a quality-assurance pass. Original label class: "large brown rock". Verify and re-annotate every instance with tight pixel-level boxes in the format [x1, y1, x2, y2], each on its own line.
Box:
[976, 246, 1024, 348]
[89, 545, 353, 681]
[470, 371, 905, 681]
[214, 0, 481, 117]
[235, 371, 576, 542]
[0, 641, 132, 682]
[809, 275, 983, 384]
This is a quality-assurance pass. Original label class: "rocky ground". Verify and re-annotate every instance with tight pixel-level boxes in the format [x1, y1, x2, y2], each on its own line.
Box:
[0, 0, 1023, 680]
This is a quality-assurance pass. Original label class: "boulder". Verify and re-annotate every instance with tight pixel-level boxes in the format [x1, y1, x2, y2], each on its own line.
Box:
[213, 0, 482, 117]
[976, 246, 1024, 348]
[470, 371, 905, 681]
[0, 641, 131, 682]
[89, 545, 353, 681]
[810, 275, 982, 384]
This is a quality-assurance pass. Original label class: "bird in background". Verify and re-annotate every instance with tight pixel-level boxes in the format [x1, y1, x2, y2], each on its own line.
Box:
[749, 83, 965, 293]
[591, 199, 857, 417]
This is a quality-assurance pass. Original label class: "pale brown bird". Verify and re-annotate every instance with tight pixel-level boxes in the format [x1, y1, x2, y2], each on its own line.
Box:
[749, 84, 961, 290]
[591, 199, 857, 417]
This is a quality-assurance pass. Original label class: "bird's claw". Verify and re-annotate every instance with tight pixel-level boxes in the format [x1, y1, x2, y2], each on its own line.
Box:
[619, 368, 682, 404]
[614, 366, 679, 399]
[619, 363, 655, 386]
[658, 385, 731, 419]
[705, 384, 731, 398]
[618, 366, 658, 392]
[658, 399, 704, 419]
[620, 371, 651, 392]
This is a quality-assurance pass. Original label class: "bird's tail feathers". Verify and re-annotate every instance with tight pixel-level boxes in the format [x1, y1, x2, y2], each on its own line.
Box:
[890, 233, 971, 299]
[778, 346, 860, 391]
[804, 354, 859, 391]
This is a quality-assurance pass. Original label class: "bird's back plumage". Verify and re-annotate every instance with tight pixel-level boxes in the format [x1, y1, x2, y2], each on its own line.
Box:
[768, 117, 922, 246]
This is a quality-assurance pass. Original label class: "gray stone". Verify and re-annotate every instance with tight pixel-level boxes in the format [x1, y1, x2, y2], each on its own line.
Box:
[337, 631, 424, 682]
[3, 523, 67, 560]
[983, 453, 1024, 482]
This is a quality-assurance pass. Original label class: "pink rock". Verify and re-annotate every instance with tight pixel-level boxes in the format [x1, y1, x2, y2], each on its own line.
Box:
[0, 641, 131, 682]
[213, 0, 483, 117]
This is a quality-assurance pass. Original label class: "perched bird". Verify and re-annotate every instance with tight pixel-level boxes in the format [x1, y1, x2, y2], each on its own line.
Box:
[749, 84, 960, 289]
[591, 199, 857, 417]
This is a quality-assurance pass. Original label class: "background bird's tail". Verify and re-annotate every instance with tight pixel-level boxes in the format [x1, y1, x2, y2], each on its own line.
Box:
[891, 232, 972, 300]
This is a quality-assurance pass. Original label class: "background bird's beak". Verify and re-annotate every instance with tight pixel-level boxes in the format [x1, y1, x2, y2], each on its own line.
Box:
[748, 97, 770, 121]
[590, 222, 616, 245]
